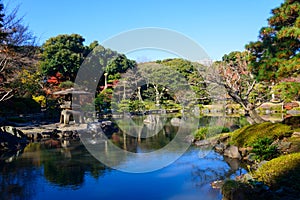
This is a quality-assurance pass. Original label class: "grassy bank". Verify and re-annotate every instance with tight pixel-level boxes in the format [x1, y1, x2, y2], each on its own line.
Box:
[229, 122, 293, 147]
[252, 153, 300, 190]
[221, 118, 300, 199]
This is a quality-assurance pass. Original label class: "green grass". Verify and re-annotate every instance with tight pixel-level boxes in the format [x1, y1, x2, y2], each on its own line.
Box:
[252, 153, 300, 190]
[229, 122, 292, 147]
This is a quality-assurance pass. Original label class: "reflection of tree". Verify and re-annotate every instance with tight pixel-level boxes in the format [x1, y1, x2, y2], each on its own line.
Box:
[41, 142, 107, 187]
[190, 155, 244, 187]
[112, 117, 178, 153]
[1, 140, 108, 197]
[43, 159, 85, 188]
[191, 164, 228, 186]
[0, 159, 38, 200]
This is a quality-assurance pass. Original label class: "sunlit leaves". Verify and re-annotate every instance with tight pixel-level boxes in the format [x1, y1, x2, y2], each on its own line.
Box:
[246, 0, 300, 81]
[40, 34, 86, 81]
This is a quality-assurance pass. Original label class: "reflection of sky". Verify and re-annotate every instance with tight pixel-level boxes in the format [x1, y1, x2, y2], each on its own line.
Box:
[32, 148, 245, 200]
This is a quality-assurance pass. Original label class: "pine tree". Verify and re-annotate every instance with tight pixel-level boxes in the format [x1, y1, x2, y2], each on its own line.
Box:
[0, 3, 8, 42]
[246, 0, 300, 81]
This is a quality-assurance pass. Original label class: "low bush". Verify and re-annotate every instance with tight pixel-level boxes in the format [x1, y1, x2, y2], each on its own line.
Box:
[251, 137, 279, 161]
[230, 122, 292, 147]
[59, 81, 74, 88]
[193, 126, 230, 140]
[252, 153, 300, 190]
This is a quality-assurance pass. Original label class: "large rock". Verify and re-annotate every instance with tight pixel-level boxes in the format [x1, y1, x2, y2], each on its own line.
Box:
[194, 139, 211, 147]
[224, 145, 241, 160]
[287, 110, 300, 115]
[1, 126, 27, 139]
[184, 135, 194, 143]
[0, 126, 29, 152]
[277, 141, 292, 152]
[214, 143, 225, 153]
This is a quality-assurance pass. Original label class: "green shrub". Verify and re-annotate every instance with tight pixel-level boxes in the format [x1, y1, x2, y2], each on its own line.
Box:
[272, 82, 300, 102]
[230, 122, 292, 147]
[193, 127, 208, 140]
[221, 127, 230, 133]
[161, 100, 181, 110]
[252, 153, 300, 190]
[59, 81, 74, 88]
[193, 126, 230, 140]
[251, 137, 279, 161]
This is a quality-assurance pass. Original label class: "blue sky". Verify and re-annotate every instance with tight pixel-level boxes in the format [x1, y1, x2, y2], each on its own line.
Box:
[3, 0, 283, 61]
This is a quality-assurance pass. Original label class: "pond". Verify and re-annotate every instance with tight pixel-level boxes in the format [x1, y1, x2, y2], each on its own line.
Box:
[0, 116, 246, 200]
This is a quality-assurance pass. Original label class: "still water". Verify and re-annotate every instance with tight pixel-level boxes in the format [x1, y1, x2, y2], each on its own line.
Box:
[0, 117, 246, 200]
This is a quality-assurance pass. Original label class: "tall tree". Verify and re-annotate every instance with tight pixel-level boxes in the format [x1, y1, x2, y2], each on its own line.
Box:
[158, 58, 210, 104]
[75, 42, 136, 90]
[0, 4, 7, 42]
[206, 51, 269, 124]
[105, 54, 136, 81]
[40, 34, 86, 81]
[0, 3, 37, 102]
[246, 0, 300, 81]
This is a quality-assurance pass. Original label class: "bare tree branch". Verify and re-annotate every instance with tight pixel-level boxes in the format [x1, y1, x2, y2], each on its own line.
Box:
[0, 89, 13, 101]
[202, 51, 269, 123]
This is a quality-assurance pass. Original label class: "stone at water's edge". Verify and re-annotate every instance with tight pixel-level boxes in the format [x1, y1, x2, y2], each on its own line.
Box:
[272, 140, 292, 153]
[194, 139, 211, 147]
[214, 143, 225, 153]
[0, 126, 28, 139]
[224, 145, 241, 160]
[0, 126, 29, 152]
[211, 180, 224, 189]
[184, 135, 194, 143]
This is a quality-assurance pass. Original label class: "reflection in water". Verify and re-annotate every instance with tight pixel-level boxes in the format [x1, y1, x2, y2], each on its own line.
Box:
[0, 141, 108, 198]
[0, 157, 38, 200]
[113, 116, 178, 153]
[81, 115, 199, 172]
[0, 116, 247, 200]
[190, 150, 244, 187]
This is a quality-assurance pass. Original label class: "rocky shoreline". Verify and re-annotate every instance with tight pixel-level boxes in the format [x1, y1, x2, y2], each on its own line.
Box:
[19, 123, 86, 140]
[0, 123, 87, 156]
[192, 120, 300, 200]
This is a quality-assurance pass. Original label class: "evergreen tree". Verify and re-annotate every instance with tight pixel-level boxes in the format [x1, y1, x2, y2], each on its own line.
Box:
[246, 0, 300, 81]
[0, 3, 8, 42]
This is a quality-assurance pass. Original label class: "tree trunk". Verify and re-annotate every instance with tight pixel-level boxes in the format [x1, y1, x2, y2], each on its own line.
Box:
[245, 109, 265, 124]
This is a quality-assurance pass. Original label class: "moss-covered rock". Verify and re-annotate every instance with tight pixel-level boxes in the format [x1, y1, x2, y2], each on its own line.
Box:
[287, 137, 300, 153]
[230, 122, 292, 147]
[252, 153, 300, 191]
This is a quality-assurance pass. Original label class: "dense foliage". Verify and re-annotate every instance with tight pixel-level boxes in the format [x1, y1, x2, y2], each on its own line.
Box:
[252, 152, 300, 190]
[272, 81, 300, 102]
[0, 3, 38, 102]
[40, 34, 87, 81]
[246, 0, 300, 81]
[251, 137, 279, 161]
